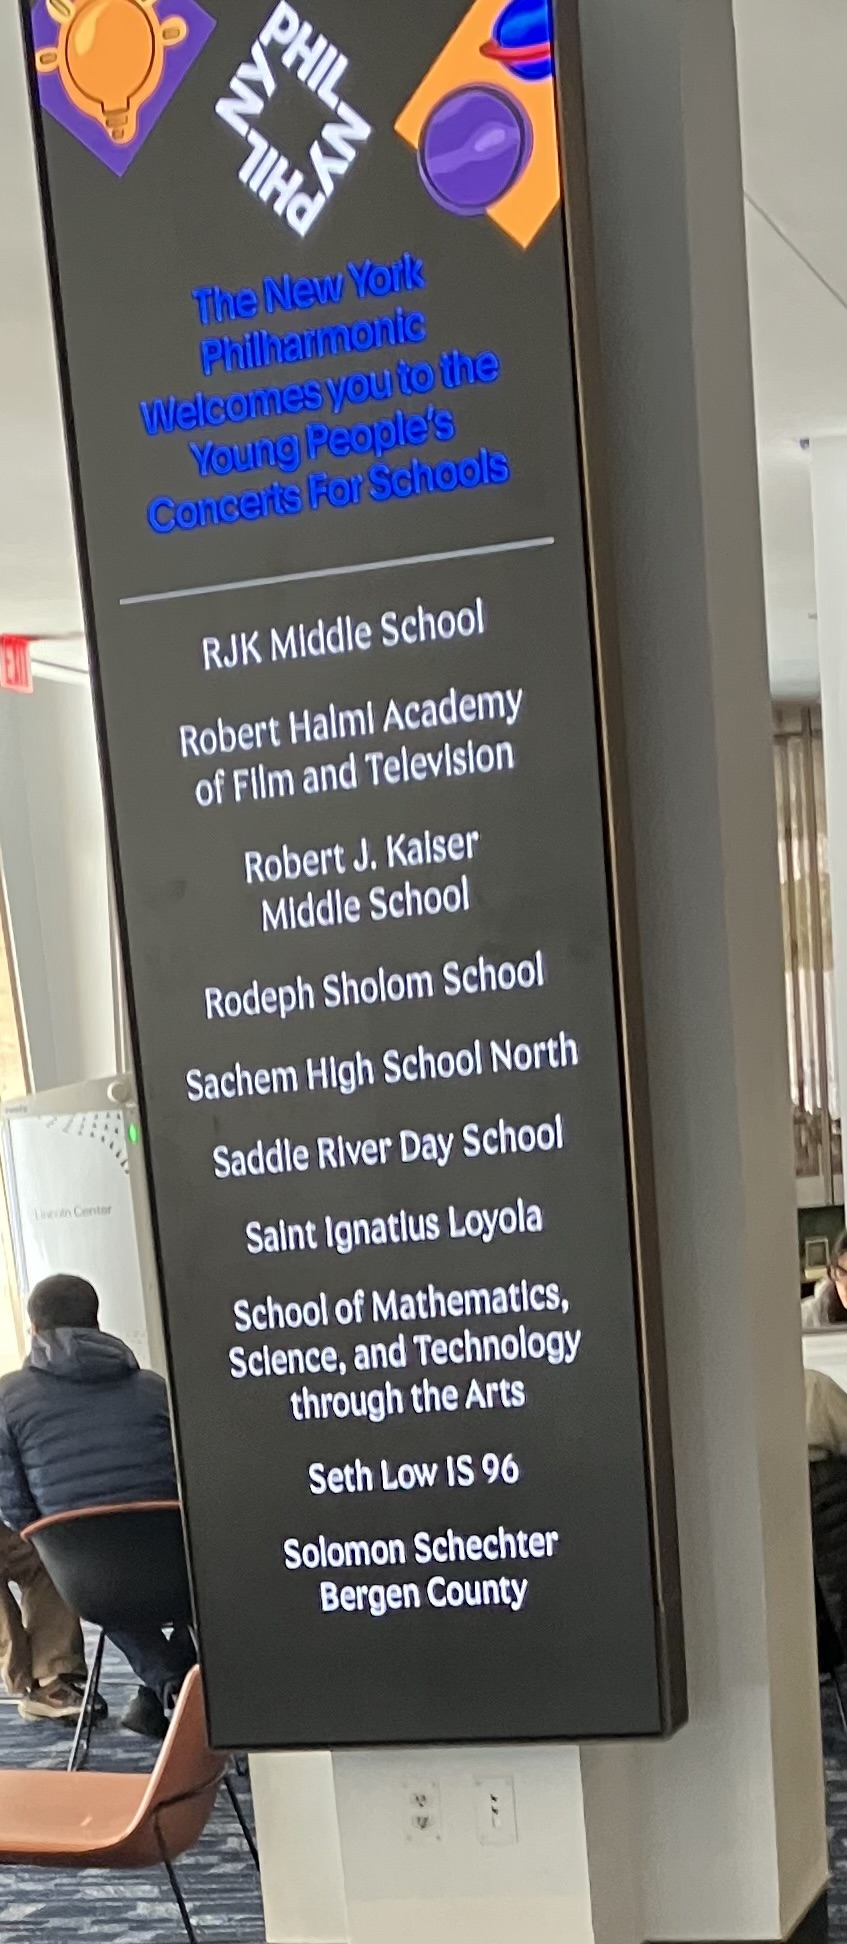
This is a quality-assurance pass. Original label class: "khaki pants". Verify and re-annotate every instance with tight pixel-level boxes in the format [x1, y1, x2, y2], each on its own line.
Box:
[0, 1522, 86, 1695]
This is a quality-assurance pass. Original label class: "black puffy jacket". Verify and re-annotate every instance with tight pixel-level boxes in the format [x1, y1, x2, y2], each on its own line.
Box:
[810, 1454, 847, 1654]
[0, 1328, 178, 1533]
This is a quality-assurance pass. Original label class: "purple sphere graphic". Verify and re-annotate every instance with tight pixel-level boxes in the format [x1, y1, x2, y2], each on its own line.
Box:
[419, 85, 533, 217]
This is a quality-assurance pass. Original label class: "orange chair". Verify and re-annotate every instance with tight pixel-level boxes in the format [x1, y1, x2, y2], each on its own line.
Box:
[0, 1667, 226, 1941]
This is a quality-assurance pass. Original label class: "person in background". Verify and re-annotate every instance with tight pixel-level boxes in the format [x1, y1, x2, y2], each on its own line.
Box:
[806, 1366, 847, 1459]
[806, 1369, 847, 1680]
[0, 1274, 194, 1739]
[0, 1521, 88, 1722]
[802, 1230, 847, 1329]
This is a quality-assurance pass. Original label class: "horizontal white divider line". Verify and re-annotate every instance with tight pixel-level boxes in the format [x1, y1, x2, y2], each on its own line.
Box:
[119, 535, 556, 608]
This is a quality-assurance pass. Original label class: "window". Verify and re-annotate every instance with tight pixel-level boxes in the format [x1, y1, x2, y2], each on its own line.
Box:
[773, 704, 841, 1205]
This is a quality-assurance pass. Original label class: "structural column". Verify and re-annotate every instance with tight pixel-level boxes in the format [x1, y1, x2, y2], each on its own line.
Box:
[582, 0, 825, 1934]
[251, 2, 825, 1937]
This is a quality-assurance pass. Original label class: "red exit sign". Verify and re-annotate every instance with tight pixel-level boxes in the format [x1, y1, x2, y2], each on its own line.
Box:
[0, 637, 33, 694]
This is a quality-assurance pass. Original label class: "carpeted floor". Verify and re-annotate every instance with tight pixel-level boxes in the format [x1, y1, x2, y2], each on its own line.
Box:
[0, 1630, 265, 1942]
[824, 1678, 847, 1937]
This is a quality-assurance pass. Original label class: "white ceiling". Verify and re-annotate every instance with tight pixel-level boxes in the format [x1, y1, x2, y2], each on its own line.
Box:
[736, 0, 847, 697]
[0, 1, 843, 693]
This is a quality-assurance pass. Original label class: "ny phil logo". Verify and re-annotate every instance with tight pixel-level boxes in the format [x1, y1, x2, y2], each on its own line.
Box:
[32, 0, 215, 177]
[215, 3, 372, 239]
[217, 0, 555, 246]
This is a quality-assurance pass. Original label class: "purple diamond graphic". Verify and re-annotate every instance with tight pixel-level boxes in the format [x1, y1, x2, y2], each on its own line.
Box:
[33, 0, 216, 178]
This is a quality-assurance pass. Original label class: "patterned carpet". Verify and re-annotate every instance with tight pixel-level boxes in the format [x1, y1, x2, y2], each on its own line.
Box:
[824, 1677, 847, 1937]
[0, 1631, 265, 1942]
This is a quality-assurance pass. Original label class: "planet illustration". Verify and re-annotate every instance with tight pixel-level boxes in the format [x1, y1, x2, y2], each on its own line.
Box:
[418, 84, 534, 216]
[480, 0, 554, 82]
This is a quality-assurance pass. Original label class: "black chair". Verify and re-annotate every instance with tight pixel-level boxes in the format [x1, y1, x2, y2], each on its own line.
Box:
[809, 1455, 847, 1735]
[814, 1570, 847, 1736]
[22, 1502, 258, 1866]
[23, 1501, 190, 1772]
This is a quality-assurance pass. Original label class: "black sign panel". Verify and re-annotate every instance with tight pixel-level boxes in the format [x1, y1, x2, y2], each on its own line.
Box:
[22, 0, 685, 1747]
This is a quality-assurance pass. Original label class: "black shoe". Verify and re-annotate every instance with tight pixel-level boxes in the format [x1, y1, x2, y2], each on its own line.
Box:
[67, 1678, 108, 1723]
[121, 1686, 168, 1740]
[161, 1676, 186, 1718]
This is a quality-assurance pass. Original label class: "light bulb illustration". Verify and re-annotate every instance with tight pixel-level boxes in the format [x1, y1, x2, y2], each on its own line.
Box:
[35, 0, 188, 146]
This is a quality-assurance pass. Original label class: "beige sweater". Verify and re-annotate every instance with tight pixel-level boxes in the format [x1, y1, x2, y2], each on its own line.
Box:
[806, 1367, 847, 1460]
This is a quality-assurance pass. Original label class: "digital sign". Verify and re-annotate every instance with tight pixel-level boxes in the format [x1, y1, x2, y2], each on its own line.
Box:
[22, 0, 686, 1747]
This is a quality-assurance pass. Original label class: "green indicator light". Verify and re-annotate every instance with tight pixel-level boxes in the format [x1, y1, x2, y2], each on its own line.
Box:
[128, 1122, 139, 1145]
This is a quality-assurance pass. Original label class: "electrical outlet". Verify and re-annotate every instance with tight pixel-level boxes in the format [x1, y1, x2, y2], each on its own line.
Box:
[474, 1774, 517, 1845]
[403, 1780, 442, 1844]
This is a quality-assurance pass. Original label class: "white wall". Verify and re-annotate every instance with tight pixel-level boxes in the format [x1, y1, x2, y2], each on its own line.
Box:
[333, 1745, 594, 1944]
[812, 436, 847, 1099]
[250, 1753, 348, 1944]
[803, 1331, 847, 1393]
[0, 674, 115, 1090]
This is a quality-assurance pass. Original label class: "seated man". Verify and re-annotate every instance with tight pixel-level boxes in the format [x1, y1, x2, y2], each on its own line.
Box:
[0, 1273, 193, 1738]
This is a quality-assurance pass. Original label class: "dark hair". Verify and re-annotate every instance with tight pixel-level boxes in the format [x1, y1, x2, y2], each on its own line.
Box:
[28, 1275, 99, 1333]
[831, 1229, 847, 1271]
